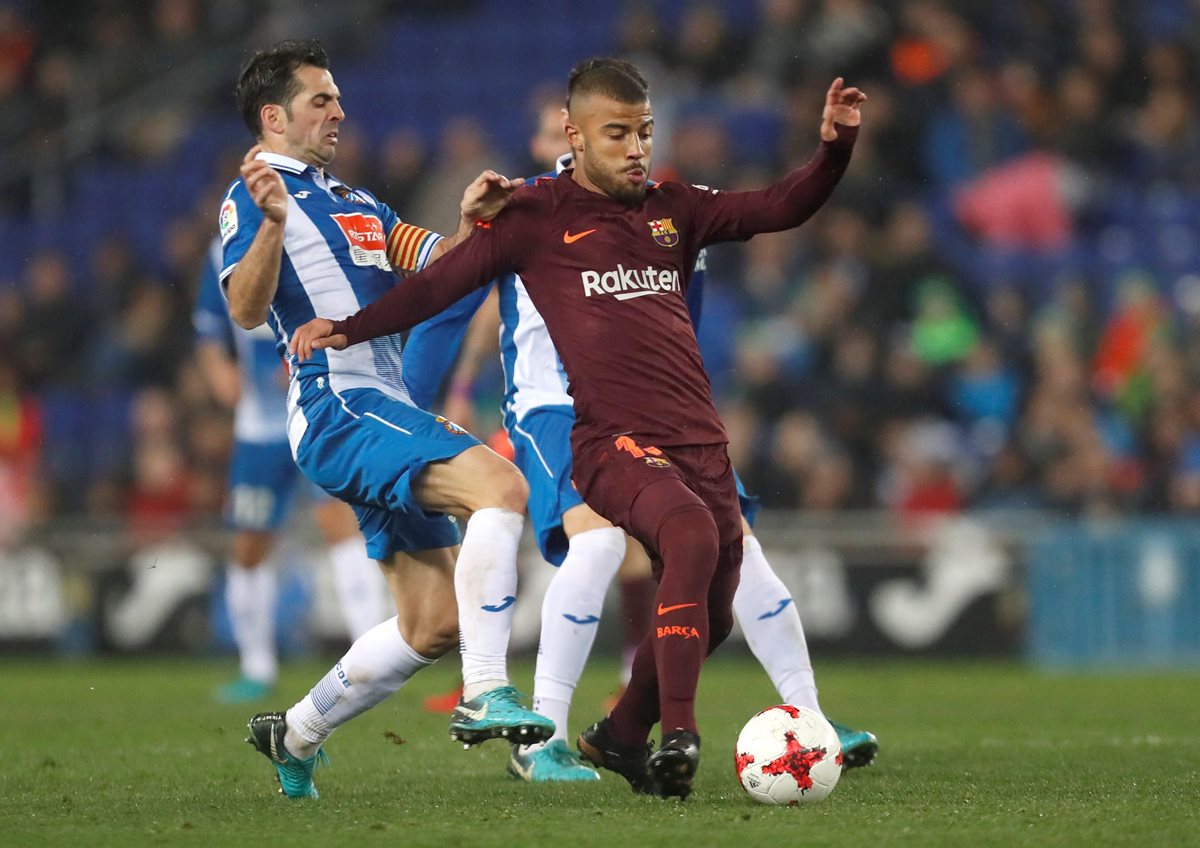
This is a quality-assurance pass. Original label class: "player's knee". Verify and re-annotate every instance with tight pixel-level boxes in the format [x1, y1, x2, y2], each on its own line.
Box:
[485, 464, 528, 514]
[657, 507, 720, 575]
[405, 609, 459, 659]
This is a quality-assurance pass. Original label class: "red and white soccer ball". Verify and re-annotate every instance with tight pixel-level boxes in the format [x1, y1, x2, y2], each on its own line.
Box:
[734, 705, 843, 805]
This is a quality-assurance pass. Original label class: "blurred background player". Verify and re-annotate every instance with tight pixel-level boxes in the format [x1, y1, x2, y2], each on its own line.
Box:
[222, 39, 548, 799]
[194, 235, 389, 703]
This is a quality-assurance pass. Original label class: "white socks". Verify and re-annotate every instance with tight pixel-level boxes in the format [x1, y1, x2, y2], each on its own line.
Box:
[530, 527, 626, 745]
[284, 616, 434, 758]
[454, 508, 525, 701]
[327, 536, 389, 640]
[734, 536, 821, 713]
[225, 561, 278, 684]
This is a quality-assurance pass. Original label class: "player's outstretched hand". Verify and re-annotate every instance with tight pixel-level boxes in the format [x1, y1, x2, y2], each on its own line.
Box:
[460, 170, 525, 224]
[820, 78, 867, 142]
[289, 317, 347, 362]
[241, 144, 289, 223]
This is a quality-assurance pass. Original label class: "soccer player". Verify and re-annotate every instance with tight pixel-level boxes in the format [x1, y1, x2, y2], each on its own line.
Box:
[195, 235, 389, 703]
[291, 58, 866, 799]
[403, 171, 877, 784]
[220, 39, 552, 799]
[407, 246, 878, 783]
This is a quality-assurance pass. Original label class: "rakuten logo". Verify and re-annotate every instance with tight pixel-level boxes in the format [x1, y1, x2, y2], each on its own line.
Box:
[581, 265, 680, 300]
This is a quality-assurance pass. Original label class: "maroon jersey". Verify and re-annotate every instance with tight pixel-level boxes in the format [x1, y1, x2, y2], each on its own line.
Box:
[334, 125, 857, 450]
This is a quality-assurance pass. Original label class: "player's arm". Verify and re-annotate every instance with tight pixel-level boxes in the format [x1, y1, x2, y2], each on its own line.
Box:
[428, 170, 525, 261]
[440, 287, 501, 429]
[196, 340, 242, 409]
[289, 199, 533, 361]
[226, 145, 287, 329]
[691, 79, 866, 243]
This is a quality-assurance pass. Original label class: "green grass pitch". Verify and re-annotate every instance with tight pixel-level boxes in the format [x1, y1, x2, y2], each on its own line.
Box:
[2, 654, 1196, 847]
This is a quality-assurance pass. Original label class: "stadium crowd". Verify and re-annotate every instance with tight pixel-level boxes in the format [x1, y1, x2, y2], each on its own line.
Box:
[1, 0, 1199, 546]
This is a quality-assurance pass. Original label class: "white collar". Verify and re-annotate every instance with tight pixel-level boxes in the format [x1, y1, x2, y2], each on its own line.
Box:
[555, 152, 573, 175]
[255, 151, 308, 175]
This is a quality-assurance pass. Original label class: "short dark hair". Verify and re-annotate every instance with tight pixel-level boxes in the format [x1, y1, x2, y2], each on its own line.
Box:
[567, 58, 649, 111]
[236, 39, 330, 138]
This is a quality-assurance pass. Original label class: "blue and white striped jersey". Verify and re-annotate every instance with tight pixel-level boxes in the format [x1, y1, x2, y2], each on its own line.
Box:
[218, 151, 442, 406]
[402, 154, 708, 420]
[194, 236, 289, 444]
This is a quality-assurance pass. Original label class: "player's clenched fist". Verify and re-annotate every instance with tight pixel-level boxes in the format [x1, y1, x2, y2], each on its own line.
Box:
[289, 317, 347, 362]
[241, 144, 289, 224]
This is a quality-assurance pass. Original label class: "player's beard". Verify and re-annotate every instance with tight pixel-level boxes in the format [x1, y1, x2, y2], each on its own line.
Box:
[586, 159, 647, 206]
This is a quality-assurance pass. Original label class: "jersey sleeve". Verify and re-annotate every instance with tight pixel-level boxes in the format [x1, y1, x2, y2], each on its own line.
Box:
[217, 180, 265, 284]
[370, 195, 443, 273]
[194, 236, 234, 348]
[681, 124, 858, 248]
[332, 191, 540, 346]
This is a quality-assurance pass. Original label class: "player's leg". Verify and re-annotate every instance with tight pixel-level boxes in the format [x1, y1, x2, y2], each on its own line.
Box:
[578, 442, 742, 799]
[510, 502, 624, 781]
[251, 539, 458, 799]
[218, 440, 300, 703]
[614, 538, 654, 697]
[502, 406, 624, 780]
[410, 442, 533, 717]
[311, 496, 389, 640]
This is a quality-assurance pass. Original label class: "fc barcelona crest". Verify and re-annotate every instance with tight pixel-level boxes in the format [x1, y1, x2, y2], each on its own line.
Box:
[647, 217, 679, 247]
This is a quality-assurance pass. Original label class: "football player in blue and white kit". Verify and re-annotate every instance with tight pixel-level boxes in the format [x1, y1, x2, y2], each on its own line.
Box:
[220, 39, 551, 799]
[195, 236, 389, 704]
[401, 105, 878, 783]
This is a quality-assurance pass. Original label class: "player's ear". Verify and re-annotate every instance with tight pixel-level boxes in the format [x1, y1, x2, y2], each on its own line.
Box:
[261, 103, 285, 135]
[564, 118, 584, 154]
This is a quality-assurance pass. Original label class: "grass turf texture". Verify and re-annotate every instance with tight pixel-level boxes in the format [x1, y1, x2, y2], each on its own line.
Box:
[2, 656, 1196, 847]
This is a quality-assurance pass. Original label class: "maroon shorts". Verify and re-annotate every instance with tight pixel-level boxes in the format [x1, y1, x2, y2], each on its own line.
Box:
[572, 436, 742, 556]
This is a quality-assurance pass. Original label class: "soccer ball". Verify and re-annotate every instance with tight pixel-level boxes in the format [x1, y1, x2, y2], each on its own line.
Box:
[734, 705, 842, 805]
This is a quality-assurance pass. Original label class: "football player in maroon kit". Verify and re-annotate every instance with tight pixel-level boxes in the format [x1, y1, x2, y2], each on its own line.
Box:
[290, 58, 865, 799]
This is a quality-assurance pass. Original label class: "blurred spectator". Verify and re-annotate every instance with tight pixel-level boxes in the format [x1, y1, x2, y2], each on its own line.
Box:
[0, 360, 42, 544]
[0, 0, 1198, 524]
[407, 115, 513, 238]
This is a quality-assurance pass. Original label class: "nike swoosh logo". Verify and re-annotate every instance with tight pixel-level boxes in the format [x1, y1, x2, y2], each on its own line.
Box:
[563, 228, 596, 244]
[481, 595, 516, 612]
[756, 598, 793, 620]
[563, 613, 600, 625]
[456, 702, 488, 721]
[657, 602, 698, 616]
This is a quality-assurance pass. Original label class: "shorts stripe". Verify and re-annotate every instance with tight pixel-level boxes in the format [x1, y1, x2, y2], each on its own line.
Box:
[512, 420, 555, 478]
[364, 411, 413, 435]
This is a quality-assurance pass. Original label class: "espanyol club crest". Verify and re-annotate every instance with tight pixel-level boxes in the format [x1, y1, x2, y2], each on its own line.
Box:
[647, 217, 679, 247]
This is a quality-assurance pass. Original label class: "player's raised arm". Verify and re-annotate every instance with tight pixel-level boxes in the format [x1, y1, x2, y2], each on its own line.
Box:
[688, 78, 866, 246]
[226, 145, 289, 329]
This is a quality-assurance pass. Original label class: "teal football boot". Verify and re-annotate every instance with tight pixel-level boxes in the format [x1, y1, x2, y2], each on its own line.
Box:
[449, 685, 555, 748]
[830, 720, 879, 769]
[246, 712, 328, 799]
[508, 739, 601, 782]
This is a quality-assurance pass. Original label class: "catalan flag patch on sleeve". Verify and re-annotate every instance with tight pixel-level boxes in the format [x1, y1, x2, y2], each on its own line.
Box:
[387, 221, 441, 273]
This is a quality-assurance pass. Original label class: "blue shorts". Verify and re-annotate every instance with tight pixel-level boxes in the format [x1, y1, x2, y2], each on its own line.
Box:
[227, 440, 302, 532]
[292, 386, 472, 559]
[735, 469, 760, 528]
[507, 404, 760, 564]
[506, 405, 583, 566]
